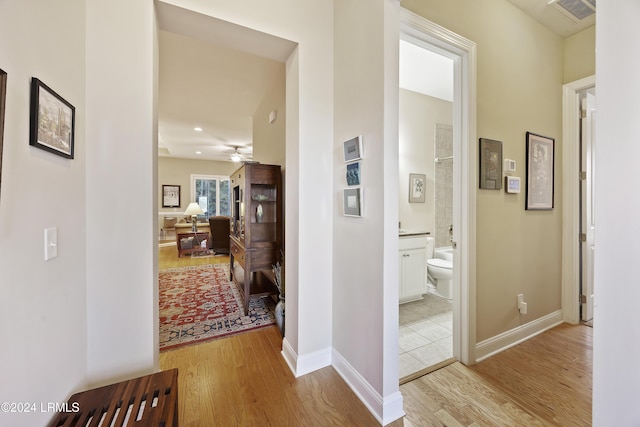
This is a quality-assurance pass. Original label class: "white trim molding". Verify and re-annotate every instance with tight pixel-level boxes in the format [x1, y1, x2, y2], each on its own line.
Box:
[400, 7, 477, 365]
[562, 75, 595, 325]
[332, 348, 405, 426]
[475, 310, 564, 362]
[281, 337, 331, 378]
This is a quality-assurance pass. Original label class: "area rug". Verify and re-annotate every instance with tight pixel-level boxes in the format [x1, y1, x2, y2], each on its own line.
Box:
[159, 263, 275, 351]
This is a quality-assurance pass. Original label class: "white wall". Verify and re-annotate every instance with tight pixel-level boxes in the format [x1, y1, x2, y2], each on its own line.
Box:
[0, 1, 87, 425]
[85, 0, 158, 384]
[333, 0, 403, 424]
[593, 2, 640, 424]
[253, 76, 286, 166]
[398, 88, 452, 233]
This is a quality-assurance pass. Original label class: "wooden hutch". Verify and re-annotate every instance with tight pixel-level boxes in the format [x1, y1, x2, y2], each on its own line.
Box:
[229, 163, 282, 315]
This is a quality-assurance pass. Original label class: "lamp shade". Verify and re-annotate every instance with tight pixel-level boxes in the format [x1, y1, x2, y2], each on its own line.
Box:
[184, 202, 204, 217]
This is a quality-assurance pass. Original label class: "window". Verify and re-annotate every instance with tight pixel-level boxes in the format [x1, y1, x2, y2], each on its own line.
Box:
[190, 174, 231, 219]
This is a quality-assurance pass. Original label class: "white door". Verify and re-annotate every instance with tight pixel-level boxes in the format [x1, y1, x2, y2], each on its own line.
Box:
[580, 91, 596, 321]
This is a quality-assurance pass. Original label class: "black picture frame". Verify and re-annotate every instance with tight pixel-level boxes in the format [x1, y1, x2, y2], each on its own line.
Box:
[0, 69, 6, 201]
[479, 138, 502, 190]
[162, 185, 181, 208]
[29, 78, 75, 159]
[525, 132, 555, 210]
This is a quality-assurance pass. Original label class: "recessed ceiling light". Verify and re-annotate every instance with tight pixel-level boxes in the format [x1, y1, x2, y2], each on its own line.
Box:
[196, 151, 202, 155]
[194, 127, 203, 132]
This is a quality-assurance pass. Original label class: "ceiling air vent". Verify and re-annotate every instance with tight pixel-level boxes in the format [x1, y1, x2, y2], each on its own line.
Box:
[550, 0, 595, 22]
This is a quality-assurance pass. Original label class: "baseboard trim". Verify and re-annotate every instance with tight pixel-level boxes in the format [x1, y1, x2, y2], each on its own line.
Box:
[281, 337, 331, 377]
[475, 310, 564, 362]
[332, 348, 405, 426]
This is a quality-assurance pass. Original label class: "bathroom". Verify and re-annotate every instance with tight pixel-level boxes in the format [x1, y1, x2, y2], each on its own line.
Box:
[398, 39, 454, 381]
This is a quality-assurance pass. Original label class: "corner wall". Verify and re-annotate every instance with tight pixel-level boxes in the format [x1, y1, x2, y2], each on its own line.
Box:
[593, 2, 640, 424]
[0, 1, 88, 425]
[333, 0, 403, 424]
[85, 0, 158, 384]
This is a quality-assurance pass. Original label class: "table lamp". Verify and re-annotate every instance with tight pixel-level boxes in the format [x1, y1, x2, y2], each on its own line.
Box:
[184, 202, 204, 232]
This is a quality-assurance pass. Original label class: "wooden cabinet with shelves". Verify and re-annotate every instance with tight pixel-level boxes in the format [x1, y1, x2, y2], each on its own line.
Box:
[229, 163, 282, 315]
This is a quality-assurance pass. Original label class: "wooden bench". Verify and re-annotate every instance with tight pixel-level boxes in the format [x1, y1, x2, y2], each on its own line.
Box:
[48, 368, 178, 427]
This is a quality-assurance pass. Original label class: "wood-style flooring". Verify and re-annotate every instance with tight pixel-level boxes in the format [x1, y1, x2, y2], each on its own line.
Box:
[159, 320, 592, 426]
[158, 243, 592, 425]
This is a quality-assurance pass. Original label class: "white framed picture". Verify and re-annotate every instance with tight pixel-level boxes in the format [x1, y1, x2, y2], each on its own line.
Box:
[343, 135, 363, 163]
[409, 173, 426, 203]
[343, 187, 363, 217]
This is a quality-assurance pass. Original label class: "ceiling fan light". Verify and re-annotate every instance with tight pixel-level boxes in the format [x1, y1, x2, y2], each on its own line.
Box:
[230, 153, 241, 162]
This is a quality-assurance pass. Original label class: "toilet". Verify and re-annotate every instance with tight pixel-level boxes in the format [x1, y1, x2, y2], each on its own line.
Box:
[426, 237, 453, 299]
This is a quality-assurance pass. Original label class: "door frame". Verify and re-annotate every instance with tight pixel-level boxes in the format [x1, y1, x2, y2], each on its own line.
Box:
[562, 75, 595, 324]
[400, 8, 477, 364]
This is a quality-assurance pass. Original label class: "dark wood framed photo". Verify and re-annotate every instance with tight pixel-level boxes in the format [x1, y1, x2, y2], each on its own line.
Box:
[526, 132, 555, 210]
[479, 138, 502, 190]
[30, 78, 75, 159]
[0, 69, 6, 201]
[162, 185, 181, 208]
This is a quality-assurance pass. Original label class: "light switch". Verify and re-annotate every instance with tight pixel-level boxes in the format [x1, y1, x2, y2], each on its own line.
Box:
[45, 227, 58, 261]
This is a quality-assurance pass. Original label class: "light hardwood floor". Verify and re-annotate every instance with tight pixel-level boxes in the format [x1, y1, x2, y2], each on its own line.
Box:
[158, 244, 592, 425]
[159, 321, 592, 426]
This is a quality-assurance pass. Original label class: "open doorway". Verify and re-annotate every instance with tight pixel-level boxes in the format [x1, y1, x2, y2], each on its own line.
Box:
[155, 2, 291, 351]
[398, 39, 456, 381]
[561, 75, 595, 326]
[398, 8, 477, 381]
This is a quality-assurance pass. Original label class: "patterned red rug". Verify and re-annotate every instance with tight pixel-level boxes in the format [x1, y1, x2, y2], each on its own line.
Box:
[159, 263, 275, 351]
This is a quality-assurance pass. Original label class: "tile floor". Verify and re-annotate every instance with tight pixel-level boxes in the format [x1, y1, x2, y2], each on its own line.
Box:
[399, 289, 453, 379]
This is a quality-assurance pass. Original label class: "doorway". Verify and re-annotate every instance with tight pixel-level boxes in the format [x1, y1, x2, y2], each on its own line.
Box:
[399, 9, 477, 377]
[398, 39, 455, 381]
[561, 75, 595, 325]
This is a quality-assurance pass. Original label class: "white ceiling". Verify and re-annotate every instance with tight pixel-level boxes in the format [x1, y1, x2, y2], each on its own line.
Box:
[157, 1, 594, 163]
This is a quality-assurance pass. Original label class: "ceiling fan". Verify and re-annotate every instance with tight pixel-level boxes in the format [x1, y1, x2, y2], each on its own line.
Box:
[225, 145, 252, 163]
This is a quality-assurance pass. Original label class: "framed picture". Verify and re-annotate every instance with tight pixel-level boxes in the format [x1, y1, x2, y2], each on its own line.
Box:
[343, 135, 363, 163]
[479, 138, 502, 190]
[162, 185, 181, 208]
[0, 69, 6, 202]
[526, 132, 555, 210]
[29, 78, 75, 159]
[343, 187, 363, 217]
[409, 173, 426, 203]
[346, 161, 361, 186]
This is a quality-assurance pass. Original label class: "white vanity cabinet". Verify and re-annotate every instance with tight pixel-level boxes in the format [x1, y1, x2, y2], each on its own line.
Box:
[399, 234, 428, 304]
